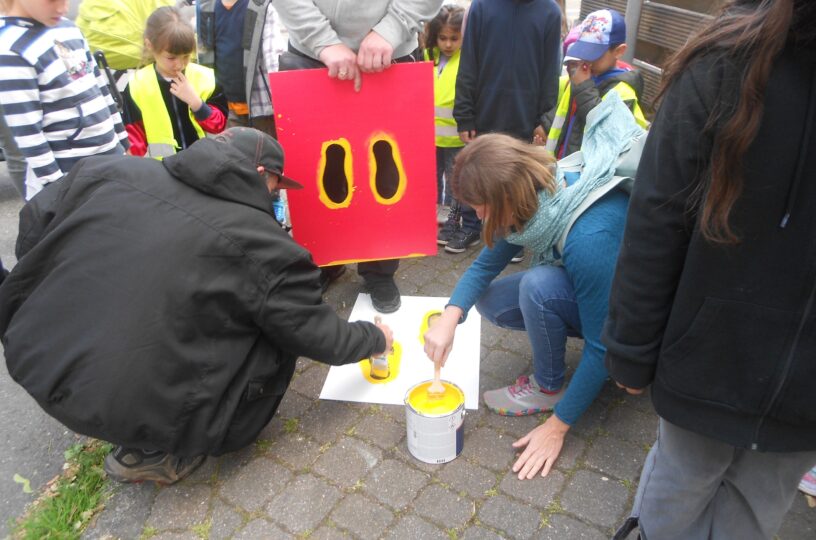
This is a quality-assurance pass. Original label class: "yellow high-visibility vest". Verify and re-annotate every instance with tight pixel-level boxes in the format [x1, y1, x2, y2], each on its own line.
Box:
[546, 75, 648, 155]
[129, 62, 216, 159]
[425, 48, 463, 148]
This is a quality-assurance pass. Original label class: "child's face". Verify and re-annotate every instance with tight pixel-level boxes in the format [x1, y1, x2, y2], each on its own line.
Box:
[8, 0, 68, 26]
[589, 44, 626, 76]
[437, 25, 462, 57]
[152, 49, 192, 79]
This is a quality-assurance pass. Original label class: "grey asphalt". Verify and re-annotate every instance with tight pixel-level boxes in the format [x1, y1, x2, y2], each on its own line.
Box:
[0, 164, 812, 538]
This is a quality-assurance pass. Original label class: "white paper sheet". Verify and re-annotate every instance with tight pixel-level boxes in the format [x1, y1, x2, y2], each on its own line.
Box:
[319, 294, 481, 409]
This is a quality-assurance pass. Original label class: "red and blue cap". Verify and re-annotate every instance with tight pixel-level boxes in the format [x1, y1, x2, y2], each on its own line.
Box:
[565, 9, 626, 62]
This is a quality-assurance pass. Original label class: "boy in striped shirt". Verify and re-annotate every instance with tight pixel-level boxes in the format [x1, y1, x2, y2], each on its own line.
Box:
[0, 0, 129, 199]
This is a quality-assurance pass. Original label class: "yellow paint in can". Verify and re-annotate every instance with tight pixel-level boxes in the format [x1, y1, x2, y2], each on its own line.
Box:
[406, 381, 463, 416]
[358, 341, 402, 384]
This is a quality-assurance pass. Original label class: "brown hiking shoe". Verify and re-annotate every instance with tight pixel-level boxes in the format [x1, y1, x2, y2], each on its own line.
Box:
[104, 446, 205, 485]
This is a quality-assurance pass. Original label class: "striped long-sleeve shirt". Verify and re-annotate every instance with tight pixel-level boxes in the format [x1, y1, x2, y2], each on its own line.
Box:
[0, 17, 129, 199]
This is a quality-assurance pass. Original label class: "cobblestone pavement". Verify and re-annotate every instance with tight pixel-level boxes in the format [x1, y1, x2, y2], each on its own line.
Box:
[71, 247, 816, 539]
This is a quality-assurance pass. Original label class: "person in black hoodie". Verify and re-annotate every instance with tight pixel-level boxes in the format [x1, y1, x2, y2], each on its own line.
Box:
[0, 127, 393, 485]
[602, 1, 816, 538]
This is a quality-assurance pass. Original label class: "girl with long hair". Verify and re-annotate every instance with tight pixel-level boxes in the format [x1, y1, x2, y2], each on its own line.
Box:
[604, 0, 816, 537]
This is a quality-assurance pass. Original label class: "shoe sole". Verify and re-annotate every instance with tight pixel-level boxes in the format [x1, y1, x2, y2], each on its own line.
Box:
[372, 297, 401, 314]
[437, 239, 449, 246]
[444, 242, 479, 254]
[104, 454, 205, 486]
[486, 404, 548, 417]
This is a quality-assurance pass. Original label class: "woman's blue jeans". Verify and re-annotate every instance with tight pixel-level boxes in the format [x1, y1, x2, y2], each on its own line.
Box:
[475, 265, 582, 391]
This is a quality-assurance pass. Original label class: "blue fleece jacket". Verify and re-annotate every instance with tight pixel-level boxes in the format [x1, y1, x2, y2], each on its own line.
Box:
[453, 0, 562, 140]
[449, 189, 629, 425]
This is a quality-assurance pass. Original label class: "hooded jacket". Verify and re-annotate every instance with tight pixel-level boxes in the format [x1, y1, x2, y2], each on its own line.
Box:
[453, 0, 562, 141]
[602, 42, 816, 452]
[0, 139, 385, 457]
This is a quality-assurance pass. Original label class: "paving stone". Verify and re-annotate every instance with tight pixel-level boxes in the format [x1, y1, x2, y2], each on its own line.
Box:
[232, 518, 289, 539]
[393, 441, 444, 474]
[540, 514, 607, 540]
[560, 470, 629, 529]
[83, 483, 156, 540]
[621, 387, 653, 413]
[604, 406, 658, 448]
[145, 483, 211, 530]
[354, 411, 406, 449]
[363, 458, 429, 510]
[583, 435, 647, 482]
[478, 494, 542, 539]
[778, 511, 816, 540]
[309, 526, 352, 539]
[216, 445, 256, 478]
[152, 533, 199, 540]
[422, 279, 458, 297]
[481, 409, 541, 439]
[570, 400, 612, 438]
[299, 400, 360, 444]
[499, 469, 564, 508]
[265, 474, 341, 534]
[383, 404, 407, 424]
[499, 329, 533, 357]
[184, 455, 219, 484]
[295, 356, 313, 373]
[413, 483, 475, 528]
[270, 432, 322, 471]
[460, 525, 505, 539]
[208, 502, 244, 540]
[555, 432, 588, 471]
[289, 363, 329, 398]
[479, 349, 530, 382]
[313, 436, 383, 488]
[437, 458, 498, 499]
[330, 492, 394, 540]
[276, 390, 314, 419]
[219, 457, 292, 512]
[461, 427, 515, 471]
[382, 514, 448, 540]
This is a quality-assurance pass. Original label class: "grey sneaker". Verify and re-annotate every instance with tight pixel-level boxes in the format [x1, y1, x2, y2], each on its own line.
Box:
[104, 446, 205, 485]
[483, 375, 564, 416]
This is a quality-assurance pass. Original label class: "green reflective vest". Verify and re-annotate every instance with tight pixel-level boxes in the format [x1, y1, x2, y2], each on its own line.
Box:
[424, 48, 463, 148]
[129, 63, 215, 159]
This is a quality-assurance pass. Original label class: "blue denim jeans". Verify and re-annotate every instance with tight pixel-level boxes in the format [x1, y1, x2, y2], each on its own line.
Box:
[475, 264, 582, 391]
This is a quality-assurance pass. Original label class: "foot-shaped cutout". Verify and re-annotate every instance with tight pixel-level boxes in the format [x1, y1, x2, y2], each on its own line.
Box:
[318, 138, 353, 208]
[369, 133, 406, 205]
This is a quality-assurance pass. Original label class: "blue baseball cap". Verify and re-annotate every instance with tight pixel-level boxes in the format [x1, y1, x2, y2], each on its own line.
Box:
[565, 9, 627, 62]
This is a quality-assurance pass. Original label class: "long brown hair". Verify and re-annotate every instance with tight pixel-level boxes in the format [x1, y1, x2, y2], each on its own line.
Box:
[659, 0, 801, 243]
[452, 134, 557, 248]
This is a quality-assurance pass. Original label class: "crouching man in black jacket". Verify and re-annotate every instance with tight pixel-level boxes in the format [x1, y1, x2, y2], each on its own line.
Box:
[0, 127, 393, 485]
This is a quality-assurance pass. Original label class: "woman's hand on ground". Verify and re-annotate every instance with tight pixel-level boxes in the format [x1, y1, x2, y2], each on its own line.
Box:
[422, 306, 462, 367]
[512, 414, 570, 479]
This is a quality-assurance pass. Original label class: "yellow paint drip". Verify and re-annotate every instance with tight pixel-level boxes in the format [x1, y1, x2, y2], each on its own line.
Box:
[407, 381, 463, 416]
[359, 341, 402, 384]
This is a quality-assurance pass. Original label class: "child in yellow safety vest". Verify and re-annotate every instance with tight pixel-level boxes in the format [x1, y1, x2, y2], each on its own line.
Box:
[123, 6, 227, 158]
[536, 9, 649, 159]
[422, 4, 467, 247]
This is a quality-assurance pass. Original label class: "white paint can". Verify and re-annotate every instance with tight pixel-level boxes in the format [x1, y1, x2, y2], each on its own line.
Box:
[404, 380, 466, 464]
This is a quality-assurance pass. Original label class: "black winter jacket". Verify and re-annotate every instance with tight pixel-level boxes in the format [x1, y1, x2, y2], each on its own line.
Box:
[453, 0, 561, 140]
[0, 139, 385, 457]
[602, 43, 816, 452]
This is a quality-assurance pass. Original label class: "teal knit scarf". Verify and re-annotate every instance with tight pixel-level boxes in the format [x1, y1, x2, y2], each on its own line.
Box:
[506, 92, 645, 266]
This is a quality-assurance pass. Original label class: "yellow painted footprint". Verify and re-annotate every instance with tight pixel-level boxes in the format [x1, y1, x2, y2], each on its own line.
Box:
[358, 341, 402, 384]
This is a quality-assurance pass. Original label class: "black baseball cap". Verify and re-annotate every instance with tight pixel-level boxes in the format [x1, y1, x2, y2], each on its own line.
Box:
[214, 127, 303, 190]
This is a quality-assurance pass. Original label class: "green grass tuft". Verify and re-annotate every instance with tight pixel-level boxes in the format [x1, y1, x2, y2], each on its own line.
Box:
[13, 440, 113, 540]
